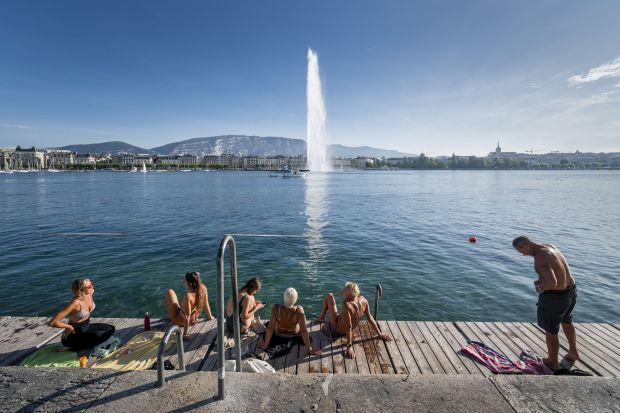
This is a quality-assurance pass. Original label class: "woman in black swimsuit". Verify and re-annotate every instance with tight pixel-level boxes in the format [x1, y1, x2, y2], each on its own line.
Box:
[225, 277, 264, 335]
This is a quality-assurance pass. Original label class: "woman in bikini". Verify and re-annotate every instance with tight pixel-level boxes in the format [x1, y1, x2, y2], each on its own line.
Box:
[259, 288, 321, 356]
[49, 278, 115, 352]
[164, 271, 213, 339]
[225, 277, 264, 335]
[316, 281, 392, 359]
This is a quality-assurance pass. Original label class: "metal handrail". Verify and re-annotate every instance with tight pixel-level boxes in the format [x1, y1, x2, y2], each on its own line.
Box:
[156, 324, 185, 387]
[216, 234, 242, 401]
[374, 284, 383, 321]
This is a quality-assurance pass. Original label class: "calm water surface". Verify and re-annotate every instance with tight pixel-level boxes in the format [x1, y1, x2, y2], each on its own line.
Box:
[1, 170, 618, 322]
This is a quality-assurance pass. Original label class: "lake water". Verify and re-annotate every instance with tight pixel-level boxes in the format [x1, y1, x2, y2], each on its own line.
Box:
[1, 170, 618, 323]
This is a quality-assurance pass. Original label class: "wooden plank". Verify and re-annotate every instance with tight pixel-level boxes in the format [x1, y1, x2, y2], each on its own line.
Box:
[469, 322, 519, 361]
[522, 322, 618, 376]
[420, 322, 467, 375]
[386, 321, 420, 374]
[591, 323, 620, 340]
[378, 321, 408, 375]
[577, 324, 620, 357]
[304, 321, 323, 374]
[329, 330, 347, 374]
[283, 339, 301, 375]
[573, 324, 620, 361]
[169, 319, 215, 370]
[187, 320, 218, 371]
[520, 322, 615, 377]
[359, 320, 394, 374]
[0, 317, 57, 352]
[318, 322, 332, 374]
[496, 321, 592, 374]
[436, 322, 488, 376]
[350, 324, 371, 375]
[405, 321, 446, 374]
[474, 321, 521, 361]
[491, 322, 543, 359]
[0, 317, 63, 366]
[393, 321, 430, 374]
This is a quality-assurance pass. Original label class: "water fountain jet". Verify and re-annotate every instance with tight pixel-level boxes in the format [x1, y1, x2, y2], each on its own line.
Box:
[306, 48, 330, 171]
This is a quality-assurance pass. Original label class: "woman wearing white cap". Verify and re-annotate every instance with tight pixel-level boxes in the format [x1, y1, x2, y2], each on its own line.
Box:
[259, 287, 321, 356]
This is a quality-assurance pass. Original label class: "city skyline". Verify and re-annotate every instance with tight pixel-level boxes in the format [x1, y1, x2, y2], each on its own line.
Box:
[1, 1, 619, 156]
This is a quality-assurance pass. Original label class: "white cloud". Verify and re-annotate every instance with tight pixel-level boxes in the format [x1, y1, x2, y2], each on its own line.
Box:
[567, 56, 620, 86]
[0, 123, 36, 130]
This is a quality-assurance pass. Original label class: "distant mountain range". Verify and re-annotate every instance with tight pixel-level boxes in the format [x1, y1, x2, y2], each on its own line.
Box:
[55, 135, 415, 158]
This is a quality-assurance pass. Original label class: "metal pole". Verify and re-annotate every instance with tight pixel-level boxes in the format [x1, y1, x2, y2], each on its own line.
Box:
[216, 234, 243, 401]
[374, 284, 383, 322]
[156, 325, 185, 387]
[216, 236, 227, 400]
[229, 238, 242, 372]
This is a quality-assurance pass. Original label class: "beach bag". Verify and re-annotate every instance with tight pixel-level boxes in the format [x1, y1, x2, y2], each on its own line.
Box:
[225, 358, 276, 373]
[92, 335, 122, 358]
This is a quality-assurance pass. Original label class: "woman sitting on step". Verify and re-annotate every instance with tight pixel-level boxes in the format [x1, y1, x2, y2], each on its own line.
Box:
[226, 277, 265, 335]
[49, 278, 115, 352]
[164, 271, 213, 340]
[258, 288, 321, 356]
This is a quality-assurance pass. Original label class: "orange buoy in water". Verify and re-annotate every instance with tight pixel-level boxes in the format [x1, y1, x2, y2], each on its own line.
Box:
[469, 236, 477, 243]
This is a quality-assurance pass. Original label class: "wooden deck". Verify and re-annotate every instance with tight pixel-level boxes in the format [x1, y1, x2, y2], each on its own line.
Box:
[1, 316, 619, 377]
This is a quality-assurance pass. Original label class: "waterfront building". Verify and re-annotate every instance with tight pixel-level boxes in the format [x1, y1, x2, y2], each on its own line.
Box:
[332, 158, 352, 168]
[46, 150, 75, 169]
[243, 156, 259, 169]
[74, 153, 97, 166]
[6, 146, 45, 170]
[350, 157, 373, 168]
[287, 155, 307, 169]
[179, 154, 198, 168]
[155, 155, 180, 168]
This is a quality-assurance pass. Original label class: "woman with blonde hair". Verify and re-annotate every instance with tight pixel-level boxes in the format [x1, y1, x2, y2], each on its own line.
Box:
[49, 278, 115, 351]
[316, 281, 392, 359]
[165, 271, 213, 339]
[259, 288, 321, 356]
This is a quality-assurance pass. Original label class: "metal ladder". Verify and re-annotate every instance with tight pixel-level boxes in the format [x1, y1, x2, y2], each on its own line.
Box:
[216, 235, 243, 400]
[156, 325, 186, 387]
[213, 235, 383, 400]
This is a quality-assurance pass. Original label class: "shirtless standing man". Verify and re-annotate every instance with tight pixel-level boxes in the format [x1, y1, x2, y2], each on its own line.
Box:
[512, 236, 579, 370]
[316, 282, 392, 359]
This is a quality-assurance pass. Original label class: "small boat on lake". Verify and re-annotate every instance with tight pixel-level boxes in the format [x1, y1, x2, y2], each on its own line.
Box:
[281, 168, 307, 178]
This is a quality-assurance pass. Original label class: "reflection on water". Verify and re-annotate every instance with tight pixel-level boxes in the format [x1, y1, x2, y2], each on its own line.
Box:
[302, 173, 330, 281]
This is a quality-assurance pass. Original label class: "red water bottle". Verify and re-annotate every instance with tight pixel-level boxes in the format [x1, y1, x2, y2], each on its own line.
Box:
[144, 312, 151, 331]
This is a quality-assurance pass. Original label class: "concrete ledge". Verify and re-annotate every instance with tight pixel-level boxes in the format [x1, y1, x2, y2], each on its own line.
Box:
[1, 367, 618, 412]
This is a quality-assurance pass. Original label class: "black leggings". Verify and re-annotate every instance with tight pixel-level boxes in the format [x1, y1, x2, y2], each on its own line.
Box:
[61, 319, 115, 351]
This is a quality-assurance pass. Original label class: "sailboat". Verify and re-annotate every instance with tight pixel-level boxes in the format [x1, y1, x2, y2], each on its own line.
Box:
[48, 158, 60, 173]
[140, 160, 148, 173]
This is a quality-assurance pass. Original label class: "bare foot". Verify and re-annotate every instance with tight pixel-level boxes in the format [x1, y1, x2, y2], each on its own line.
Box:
[543, 357, 559, 371]
[565, 351, 580, 363]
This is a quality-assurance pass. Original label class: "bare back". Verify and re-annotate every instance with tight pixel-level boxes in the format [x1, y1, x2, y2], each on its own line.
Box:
[535, 244, 575, 290]
[338, 296, 367, 334]
[275, 304, 302, 335]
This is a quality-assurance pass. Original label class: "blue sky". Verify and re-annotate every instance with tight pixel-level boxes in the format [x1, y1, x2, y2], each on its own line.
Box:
[1, 0, 619, 155]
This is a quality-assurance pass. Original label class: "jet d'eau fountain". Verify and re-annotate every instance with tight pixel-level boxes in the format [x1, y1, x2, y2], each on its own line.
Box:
[306, 48, 330, 172]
